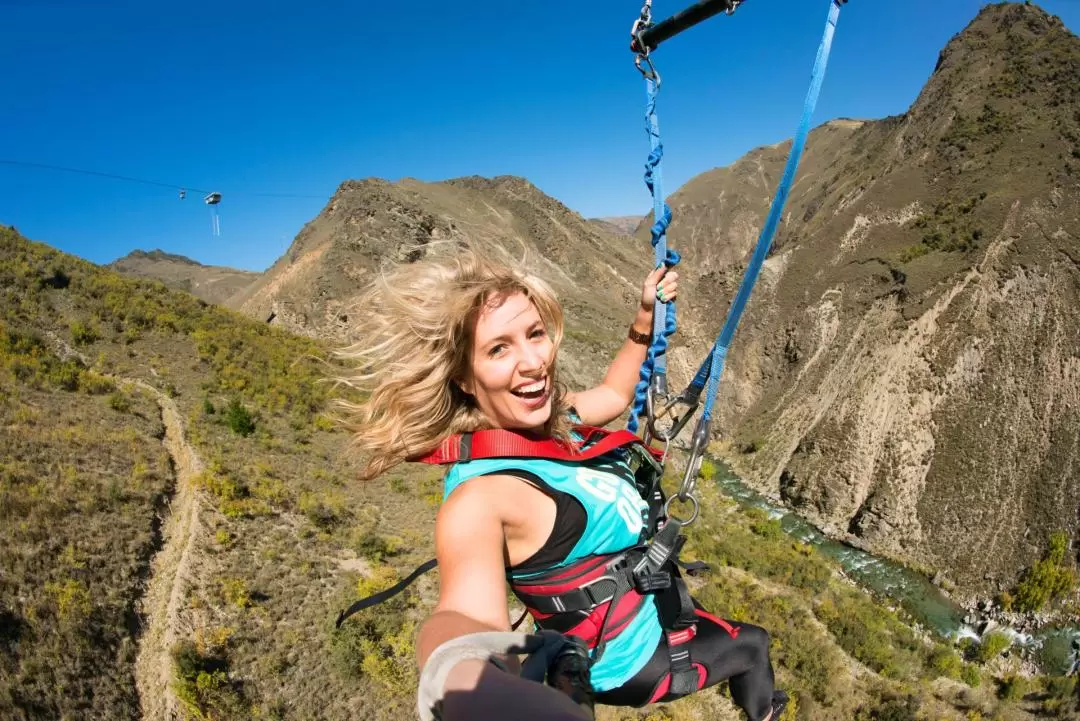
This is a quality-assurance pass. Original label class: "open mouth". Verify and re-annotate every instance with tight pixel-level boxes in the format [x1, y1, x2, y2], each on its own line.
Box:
[511, 378, 549, 403]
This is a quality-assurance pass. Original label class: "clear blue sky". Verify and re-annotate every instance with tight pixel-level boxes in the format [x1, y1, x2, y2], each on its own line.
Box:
[2, 0, 1078, 272]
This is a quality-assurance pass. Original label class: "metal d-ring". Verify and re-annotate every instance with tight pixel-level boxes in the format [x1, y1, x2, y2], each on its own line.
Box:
[663, 493, 699, 526]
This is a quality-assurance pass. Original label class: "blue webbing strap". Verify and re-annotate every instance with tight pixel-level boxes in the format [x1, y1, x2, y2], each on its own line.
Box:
[628, 73, 680, 434]
[690, 0, 843, 422]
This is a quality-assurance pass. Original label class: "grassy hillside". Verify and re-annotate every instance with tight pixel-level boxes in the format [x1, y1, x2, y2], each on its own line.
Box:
[1, 225, 1076, 720]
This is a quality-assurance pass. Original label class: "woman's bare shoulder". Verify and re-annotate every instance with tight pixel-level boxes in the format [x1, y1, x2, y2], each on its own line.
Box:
[439, 473, 522, 522]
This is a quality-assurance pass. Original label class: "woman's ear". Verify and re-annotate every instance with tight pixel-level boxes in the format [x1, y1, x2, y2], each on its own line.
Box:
[455, 376, 473, 396]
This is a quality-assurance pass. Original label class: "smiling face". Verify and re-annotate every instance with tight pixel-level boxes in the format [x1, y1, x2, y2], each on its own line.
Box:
[462, 290, 555, 432]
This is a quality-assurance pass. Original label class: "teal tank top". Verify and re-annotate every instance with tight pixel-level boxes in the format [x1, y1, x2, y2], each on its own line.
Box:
[442, 443, 663, 692]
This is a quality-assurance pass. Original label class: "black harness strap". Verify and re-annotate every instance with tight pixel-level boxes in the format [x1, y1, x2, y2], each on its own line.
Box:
[667, 635, 699, 696]
[335, 557, 437, 628]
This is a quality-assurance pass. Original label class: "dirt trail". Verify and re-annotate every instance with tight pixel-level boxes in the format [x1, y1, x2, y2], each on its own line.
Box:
[130, 379, 205, 721]
[42, 333, 205, 720]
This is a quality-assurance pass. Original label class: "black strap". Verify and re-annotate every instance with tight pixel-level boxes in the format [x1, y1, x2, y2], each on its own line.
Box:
[667, 635, 699, 696]
[676, 557, 710, 575]
[514, 578, 619, 615]
[633, 519, 683, 576]
[335, 557, 438, 628]
[588, 568, 635, 666]
[666, 568, 699, 630]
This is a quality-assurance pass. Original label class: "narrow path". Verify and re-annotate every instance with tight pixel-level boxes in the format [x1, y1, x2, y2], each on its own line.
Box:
[43, 332, 206, 720]
[131, 379, 205, 721]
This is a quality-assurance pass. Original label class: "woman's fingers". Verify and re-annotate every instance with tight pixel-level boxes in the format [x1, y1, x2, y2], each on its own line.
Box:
[656, 271, 678, 302]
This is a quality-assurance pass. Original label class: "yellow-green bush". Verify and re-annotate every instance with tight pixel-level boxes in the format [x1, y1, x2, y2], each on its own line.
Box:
[171, 639, 248, 719]
[45, 578, 91, 625]
[975, 631, 1011, 664]
[1013, 530, 1077, 612]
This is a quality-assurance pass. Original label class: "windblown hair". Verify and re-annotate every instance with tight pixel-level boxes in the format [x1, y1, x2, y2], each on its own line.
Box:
[330, 242, 573, 480]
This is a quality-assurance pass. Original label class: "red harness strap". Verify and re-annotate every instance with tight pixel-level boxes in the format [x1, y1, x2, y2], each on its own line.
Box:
[413, 424, 664, 465]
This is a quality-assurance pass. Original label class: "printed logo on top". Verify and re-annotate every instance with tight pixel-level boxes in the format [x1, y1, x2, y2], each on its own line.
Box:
[574, 456, 648, 535]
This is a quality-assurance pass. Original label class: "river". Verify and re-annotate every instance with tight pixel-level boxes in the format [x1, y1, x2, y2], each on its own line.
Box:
[711, 462, 1079, 675]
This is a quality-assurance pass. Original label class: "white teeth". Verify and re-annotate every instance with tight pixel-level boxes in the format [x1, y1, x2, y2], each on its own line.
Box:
[516, 380, 546, 393]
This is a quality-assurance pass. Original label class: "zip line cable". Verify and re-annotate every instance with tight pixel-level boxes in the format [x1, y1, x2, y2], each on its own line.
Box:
[0, 159, 330, 200]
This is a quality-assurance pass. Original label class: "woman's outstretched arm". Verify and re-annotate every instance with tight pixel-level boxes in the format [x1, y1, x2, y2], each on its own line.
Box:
[416, 479, 592, 721]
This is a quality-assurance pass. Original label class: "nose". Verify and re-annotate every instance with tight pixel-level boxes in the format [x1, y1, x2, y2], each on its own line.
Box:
[518, 340, 547, 374]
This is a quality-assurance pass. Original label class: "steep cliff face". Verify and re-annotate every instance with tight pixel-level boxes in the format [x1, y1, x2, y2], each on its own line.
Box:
[225, 175, 652, 389]
[652, 2, 1080, 597]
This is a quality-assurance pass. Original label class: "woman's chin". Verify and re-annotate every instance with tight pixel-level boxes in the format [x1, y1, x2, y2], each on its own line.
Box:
[498, 395, 553, 432]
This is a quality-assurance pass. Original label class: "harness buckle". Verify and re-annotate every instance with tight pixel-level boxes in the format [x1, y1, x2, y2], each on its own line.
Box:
[633, 571, 672, 594]
[579, 576, 618, 608]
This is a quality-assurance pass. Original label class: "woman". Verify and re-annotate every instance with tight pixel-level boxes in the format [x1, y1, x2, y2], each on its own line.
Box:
[334, 243, 786, 721]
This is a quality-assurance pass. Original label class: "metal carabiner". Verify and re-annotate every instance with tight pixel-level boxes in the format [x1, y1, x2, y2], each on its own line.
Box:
[645, 378, 700, 443]
[676, 415, 713, 502]
[634, 51, 661, 85]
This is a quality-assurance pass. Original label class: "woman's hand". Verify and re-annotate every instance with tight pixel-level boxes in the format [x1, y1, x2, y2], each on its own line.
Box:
[640, 264, 679, 312]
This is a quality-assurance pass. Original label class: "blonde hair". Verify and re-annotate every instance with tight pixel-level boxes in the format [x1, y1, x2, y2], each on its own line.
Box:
[330, 241, 574, 480]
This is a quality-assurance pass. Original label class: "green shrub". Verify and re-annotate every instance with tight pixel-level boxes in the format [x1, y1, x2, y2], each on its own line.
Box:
[1039, 675, 1077, 716]
[223, 397, 256, 437]
[1013, 530, 1077, 612]
[69, 320, 99, 345]
[859, 694, 920, 721]
[975, 630, 1011, 663]
[354, 532, 404, 562]
[814, 591, 923, 681]
[220, 578, 252, 609]
[171, 639, 247, 719]
[751, 515, 784, 541]
[47, 360, 83, 391]
[45, 578, 92, 625]
[930, 644, 963, 680]
[81, 371, 115, 395]
[196, 470, 245, 504]
[298, 491, 348, 531]
[997, 673, 1031, 700]
[330, 572, 417, 694]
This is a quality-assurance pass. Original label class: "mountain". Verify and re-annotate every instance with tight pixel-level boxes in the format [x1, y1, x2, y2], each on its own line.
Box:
[590, 215, 644, 236]
[223, 175, 651, 390]
[0, 227, 370, 721]
[643, 1, 1080, 601]
[109, 249, 260, 305]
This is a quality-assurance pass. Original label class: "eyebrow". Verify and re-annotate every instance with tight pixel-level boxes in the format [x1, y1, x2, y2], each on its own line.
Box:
[480, 319, 544, 349]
